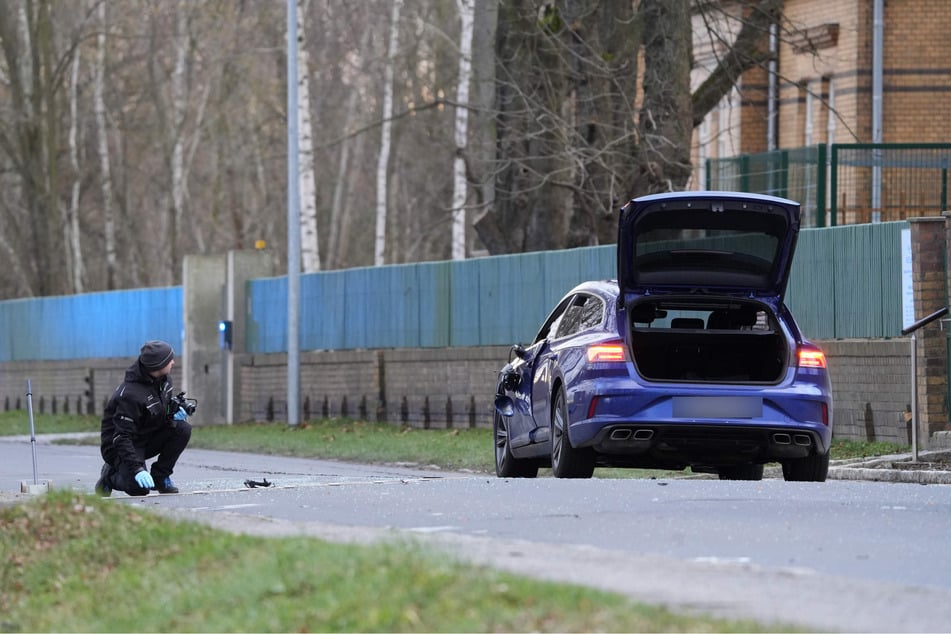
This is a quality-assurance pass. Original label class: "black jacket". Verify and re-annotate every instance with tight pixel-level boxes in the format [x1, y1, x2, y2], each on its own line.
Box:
[100, 360, 175, 472]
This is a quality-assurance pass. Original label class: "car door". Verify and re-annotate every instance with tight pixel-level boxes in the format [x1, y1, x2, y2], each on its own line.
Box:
[530, 293, 604, 441]
[503, 296, 571, 447]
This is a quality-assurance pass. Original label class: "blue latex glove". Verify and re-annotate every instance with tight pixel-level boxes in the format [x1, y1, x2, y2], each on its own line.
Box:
[134, 471, 155, 489]
[173, 407, 188, 421]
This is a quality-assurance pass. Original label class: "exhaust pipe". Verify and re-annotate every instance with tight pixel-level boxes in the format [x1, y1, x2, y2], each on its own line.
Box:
[772, 433, 792, 445]
[610, 429, 632, 441]
[633, 429, 654, 441]
[793, 434, 812, 447]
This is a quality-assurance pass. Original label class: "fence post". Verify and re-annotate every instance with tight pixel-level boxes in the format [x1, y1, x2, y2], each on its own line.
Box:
[816, 144, 828, 228]
[829, 144, 839, 226]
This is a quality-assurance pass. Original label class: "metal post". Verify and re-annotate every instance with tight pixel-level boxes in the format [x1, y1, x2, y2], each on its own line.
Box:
[902, 307, 949, 462]
[910, 334, 918, 462]
[26, 380, 38, 484]
[286, 0, 301, 427]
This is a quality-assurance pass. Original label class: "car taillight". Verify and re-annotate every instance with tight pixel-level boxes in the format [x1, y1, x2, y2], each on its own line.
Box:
[587, 343, 626, 363]
[798, 346, 827, 369]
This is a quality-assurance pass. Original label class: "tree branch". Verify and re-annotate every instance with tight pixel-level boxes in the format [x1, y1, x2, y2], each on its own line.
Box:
[691, 0, 782, 128]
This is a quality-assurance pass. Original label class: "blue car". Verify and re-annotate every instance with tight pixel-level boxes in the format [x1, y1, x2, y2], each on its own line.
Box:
[493, 191, 833, 481]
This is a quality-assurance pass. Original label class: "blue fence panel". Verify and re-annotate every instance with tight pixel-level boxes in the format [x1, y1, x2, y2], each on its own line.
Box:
[417, 261, 450, 347]
[301, 270, 344, 350]
[248, 277, 287, 354]
[449, 260, 481, 346]
[510, 252, 550, 343]
[342, 267, 372, 349]
[370, 264, 421, 349]
[477, 253, 530, 345]
[0, 223, 911, 360]
[0, 287, 182, 362]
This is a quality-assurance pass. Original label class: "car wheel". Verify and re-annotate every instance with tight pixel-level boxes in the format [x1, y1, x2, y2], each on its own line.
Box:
[782, 452, 830, 482]
[550, 387, 595, 479]
[717, 463, 764, 481]
[494, 411, 538, 478]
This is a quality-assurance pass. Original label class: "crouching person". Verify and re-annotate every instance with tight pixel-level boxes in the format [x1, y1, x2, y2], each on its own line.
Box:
[95, 340, 193, 497]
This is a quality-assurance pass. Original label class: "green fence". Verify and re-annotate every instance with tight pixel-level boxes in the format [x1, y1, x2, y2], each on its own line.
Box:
[831, 144, 951, 225]
[706, 145, 827, 227]
[707, 143, 951, 228]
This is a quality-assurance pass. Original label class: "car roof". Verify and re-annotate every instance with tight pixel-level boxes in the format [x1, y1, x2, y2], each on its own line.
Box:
[632, 190, 799, 207]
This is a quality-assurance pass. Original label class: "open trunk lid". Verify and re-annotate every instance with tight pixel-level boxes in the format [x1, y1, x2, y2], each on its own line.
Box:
[617, 191, 801, 304]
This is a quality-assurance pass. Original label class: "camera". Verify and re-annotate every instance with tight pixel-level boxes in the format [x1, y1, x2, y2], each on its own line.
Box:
[170, 391, 198, 416]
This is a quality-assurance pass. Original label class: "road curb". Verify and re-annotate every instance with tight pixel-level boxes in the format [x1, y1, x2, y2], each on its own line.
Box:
[829, 467, 951, 485]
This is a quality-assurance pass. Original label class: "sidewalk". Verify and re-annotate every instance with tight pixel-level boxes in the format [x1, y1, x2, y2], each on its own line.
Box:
[825, 447, 951, 485]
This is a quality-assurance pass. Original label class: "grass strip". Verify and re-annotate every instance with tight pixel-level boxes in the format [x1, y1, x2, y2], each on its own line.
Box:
[0, 490, 781, 633]
[0, 410, 912, 473]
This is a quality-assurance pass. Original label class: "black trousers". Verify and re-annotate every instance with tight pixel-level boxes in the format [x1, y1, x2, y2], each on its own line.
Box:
[103, 422, 192, 495]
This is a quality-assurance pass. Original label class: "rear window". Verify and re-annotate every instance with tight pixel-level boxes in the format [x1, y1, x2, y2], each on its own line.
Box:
[631, 208, 786, 288]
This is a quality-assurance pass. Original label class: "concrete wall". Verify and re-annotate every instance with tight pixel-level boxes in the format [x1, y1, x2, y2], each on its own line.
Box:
[0, 340, 919, 445]
[182, 250, 274, 425]
[183, 255, 227, 423]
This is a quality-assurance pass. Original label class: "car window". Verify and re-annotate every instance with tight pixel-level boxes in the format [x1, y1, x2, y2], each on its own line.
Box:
[554, 294, 603, 339]
[533, 295, 573, 343]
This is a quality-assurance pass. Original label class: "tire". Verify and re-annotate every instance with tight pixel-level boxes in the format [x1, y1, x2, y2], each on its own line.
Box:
[550, 387, 595, 478]
[494, 411, 538, 478]
[718, 463, 765, 481]
[782, 452, 830, 482]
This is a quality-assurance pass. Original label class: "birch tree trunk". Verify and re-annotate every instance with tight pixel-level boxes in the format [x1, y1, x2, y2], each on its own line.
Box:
[297, 0, 320, 272]
[374, 0, 402, 267]
[94, 1, 118, 289]
[65, 43, 84, 293]
[451, 0, 474, 261]
[169, 1, 188, 283]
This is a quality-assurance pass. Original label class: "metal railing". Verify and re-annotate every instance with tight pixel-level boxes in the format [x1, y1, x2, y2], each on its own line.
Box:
[831, 144, 951, 225]
[707, 143, 951, 227]
[706, 145, 827, 227]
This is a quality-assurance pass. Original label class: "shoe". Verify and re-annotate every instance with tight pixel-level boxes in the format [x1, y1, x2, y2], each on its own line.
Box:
[153, 476, 179, 494]
[95, 463, 113, 498]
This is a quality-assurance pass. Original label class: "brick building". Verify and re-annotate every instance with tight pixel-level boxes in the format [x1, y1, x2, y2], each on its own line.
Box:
[692, 0, 951, 174]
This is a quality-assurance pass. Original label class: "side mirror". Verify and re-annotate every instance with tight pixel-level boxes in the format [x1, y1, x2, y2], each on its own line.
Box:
[502, 370, 520, 391]
[510, 344, 528, 362]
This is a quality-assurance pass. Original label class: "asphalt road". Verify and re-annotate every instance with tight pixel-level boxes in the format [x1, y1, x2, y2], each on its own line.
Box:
[3, 436, 951, 632]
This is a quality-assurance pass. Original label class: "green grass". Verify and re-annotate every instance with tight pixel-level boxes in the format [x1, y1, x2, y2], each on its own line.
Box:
[192, 418, 494, 471]
[825, 438, 910, 460]
[0, 410, 99, 436]
[0, 411, 895, 631]
[0, 409, 913, 475]
[0, 490, 785, 633]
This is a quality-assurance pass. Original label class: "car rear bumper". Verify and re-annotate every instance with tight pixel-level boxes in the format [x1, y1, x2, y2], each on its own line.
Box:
[578, 421, 831, 468]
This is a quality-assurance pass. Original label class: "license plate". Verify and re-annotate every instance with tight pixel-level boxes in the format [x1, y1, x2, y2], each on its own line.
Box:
[672, 396, 763, 419]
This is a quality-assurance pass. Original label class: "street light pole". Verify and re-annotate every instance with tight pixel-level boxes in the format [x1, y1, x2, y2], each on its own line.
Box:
[286, 0, 301, 427]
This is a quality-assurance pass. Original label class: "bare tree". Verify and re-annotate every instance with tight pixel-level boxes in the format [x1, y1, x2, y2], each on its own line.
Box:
[0, 0, 97, 296]
[93, 0, 119, 290]
[374, 0, 403, 266]
[296, 0, 320, 273]
[450, 0, 474, 260]
[474, 0, 639, 254]
[474, 0, 784, 254]
[65, 29, 85, 293]
[0, 0, 804, 299]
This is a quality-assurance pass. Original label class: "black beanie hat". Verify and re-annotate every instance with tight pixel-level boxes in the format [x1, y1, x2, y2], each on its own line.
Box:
[139, 340, 175, 371]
